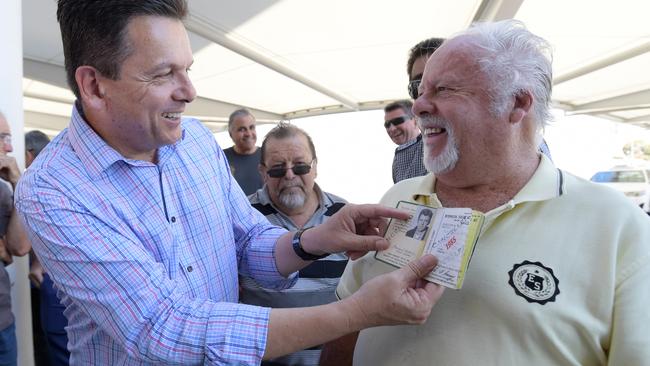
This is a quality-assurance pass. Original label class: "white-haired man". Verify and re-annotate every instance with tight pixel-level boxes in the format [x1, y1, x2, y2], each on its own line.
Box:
[323, 20, 649, 365]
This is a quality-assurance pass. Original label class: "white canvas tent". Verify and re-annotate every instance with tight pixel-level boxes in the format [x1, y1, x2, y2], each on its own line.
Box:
[22, 0, 650, 135]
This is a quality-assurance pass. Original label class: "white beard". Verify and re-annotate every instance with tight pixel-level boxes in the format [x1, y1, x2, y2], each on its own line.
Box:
[419, 116, 460, 175]
[278, 188, 306, 210]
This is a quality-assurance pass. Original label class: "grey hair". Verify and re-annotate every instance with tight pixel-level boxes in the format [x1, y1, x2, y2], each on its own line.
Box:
[227, 108, 255, 130]
[457, 20, 553, 130]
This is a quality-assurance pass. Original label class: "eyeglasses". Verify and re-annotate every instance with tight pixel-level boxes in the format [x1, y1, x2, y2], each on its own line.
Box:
[384, 116, 409, 129]
[266, 161, 314, 178]
[0, 134, 11, 146]
[408, 79, 421, 100]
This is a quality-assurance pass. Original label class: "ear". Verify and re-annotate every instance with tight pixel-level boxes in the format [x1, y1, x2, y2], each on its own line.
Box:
[75, 66, 106, 111]
[25, 151, 34, 167]
[312, 159, 318, 179]
[509, 90, 533, 124]
[258, 164, 268, 184]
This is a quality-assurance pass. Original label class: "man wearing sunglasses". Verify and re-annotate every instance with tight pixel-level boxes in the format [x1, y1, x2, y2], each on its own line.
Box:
[384, 100, 425, 183]
[385, 39, 445, 185]
[245, 123, 348, 366]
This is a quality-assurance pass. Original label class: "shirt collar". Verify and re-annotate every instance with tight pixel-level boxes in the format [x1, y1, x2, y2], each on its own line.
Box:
[511, 154, 564, 204]
[68, 103, 186, 178]
[395, 134, 422, 152]
[411, 154, 562, 208]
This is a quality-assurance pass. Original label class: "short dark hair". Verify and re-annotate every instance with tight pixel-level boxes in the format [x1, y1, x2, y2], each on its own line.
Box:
[419, 209, 433, 220]
[228, 108, 255, 131]
[57, 0, 188, 99]
[384, 100, 414, 119]
[407, 37, 444, 79]
[25, 130, 51, 157]
[261, 123, 317, 164]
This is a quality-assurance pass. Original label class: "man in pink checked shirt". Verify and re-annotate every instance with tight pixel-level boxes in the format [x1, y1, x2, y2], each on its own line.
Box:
[14, 1, 445, 365]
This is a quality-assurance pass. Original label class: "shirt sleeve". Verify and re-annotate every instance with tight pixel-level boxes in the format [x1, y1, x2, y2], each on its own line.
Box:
[16, 175, 270, 365]
[607, 211, 650, 364]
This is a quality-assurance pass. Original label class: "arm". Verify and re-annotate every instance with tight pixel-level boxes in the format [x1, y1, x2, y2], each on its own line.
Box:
[17, 182, 270, 365]
[273, 204, 410, 276]
[0, 238, 12, 265]
[5, 207, 31, 256]
[28, 251, 44, 287]
[606, 210, 650, 364]
[0, 155, 30, 256]
[264, 254, 444, 359]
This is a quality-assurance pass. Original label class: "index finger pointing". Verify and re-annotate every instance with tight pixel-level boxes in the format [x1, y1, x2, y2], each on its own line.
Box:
[355, 204, 411, 221]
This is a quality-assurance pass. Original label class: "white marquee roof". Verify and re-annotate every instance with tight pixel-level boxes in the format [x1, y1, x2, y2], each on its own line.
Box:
[22, 0, 650, 134]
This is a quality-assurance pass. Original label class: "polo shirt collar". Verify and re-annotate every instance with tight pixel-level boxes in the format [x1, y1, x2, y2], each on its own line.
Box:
[410, 154, 561, 208]
[511, 154, 564, 204]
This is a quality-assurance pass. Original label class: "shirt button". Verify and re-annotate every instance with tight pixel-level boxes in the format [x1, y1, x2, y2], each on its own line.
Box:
[171, 216, 176, 223]
[187, 265, 193, 272]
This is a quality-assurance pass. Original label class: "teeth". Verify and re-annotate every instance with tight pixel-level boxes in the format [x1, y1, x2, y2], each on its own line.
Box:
[424, 127, 444, 134]
[162, 112, 181, 119]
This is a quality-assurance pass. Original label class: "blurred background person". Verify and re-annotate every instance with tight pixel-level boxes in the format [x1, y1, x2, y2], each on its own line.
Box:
[223, 108, 264, 195]
[383, 100, 425, 183]
[0, 111, 31, 366]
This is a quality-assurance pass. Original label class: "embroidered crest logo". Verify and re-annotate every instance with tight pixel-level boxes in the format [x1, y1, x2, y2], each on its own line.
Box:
[508, 260, 560, 305]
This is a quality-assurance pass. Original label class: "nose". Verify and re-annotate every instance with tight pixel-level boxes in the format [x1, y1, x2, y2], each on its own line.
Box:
[173, 72, 196, 103]
[3, 142, 13, 154]
[284, 166, 296, 179]
[412, 95, 435, 118]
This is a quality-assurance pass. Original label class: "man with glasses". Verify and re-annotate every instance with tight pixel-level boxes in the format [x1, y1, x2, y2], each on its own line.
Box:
[0, 112, 31, 366]
[384, 100, 425, 183]
[386, 39, 445, 184]
[244, 123, 348, 366]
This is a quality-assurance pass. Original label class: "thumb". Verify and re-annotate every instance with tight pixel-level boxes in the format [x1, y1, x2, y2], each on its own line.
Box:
[401, 254, 439, 281]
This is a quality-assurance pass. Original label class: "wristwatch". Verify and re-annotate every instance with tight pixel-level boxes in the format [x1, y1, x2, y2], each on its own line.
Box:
[292, 227, 329, 261]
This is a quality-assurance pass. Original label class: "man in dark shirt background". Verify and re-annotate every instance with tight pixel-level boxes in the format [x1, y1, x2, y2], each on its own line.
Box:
[223, 108, 264, 195]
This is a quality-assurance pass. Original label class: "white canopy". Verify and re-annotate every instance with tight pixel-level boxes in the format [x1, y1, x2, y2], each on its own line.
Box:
[22, 0, 650, 134]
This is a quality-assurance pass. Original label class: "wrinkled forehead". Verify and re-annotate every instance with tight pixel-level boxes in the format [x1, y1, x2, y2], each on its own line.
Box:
[265, 135, 311, 160]
[423, 37, 485, 83]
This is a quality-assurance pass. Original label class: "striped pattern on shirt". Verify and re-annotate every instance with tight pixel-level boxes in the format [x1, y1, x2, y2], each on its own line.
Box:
[15, 105, 294, 365]
[243, 185, 348, 366]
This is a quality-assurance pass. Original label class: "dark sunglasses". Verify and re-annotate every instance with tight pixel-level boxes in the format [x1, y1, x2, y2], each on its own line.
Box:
[266, 161, 313, 178]
[408, 79, 421, 100]
[384, 116, 409, 129]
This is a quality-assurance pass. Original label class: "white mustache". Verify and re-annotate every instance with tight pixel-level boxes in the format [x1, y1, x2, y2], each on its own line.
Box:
[417, 115, 450, 130]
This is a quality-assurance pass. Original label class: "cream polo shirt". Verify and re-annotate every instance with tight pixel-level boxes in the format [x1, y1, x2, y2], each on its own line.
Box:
[337, 155, 650, 366]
